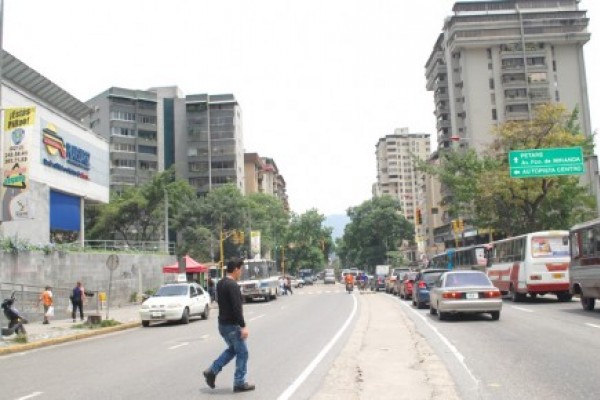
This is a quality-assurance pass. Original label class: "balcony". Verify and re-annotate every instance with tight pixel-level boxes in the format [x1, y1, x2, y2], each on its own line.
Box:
[437, 119, 451, 131]
[505, 111, 530, 121]
[504, 96, 529, 105]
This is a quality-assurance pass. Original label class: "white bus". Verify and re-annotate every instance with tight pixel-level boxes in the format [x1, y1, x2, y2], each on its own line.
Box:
[486, 231, 571, 302]
[238, 259, 279, 302]
[569, 218, 600, 311]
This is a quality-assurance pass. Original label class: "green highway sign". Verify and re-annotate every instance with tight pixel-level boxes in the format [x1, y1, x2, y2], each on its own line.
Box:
[509, 147, 585, 178]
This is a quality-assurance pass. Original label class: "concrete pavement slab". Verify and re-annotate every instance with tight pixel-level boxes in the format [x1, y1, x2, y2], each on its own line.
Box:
[311, 292, 459, 400]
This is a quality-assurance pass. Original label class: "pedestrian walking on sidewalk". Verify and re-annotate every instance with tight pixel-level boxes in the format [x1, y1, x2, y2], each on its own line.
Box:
[71, 281, 86, 322]
[38, 286, 53, 324]
[285, 276, 293, 295]
[204, 259, 255, 393]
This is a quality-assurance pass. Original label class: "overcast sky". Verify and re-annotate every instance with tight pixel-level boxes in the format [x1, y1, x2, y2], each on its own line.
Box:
[4, 0, 599, 216]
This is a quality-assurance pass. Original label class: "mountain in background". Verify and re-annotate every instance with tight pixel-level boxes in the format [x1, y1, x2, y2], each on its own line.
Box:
[324, 214, 350, 240]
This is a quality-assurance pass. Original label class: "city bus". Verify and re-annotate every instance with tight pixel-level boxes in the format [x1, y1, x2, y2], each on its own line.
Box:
[569, 218, 600, 311]
[427, 245, 487, 271]
[238, 259, 279, 302]
[485, 231, 571, 302]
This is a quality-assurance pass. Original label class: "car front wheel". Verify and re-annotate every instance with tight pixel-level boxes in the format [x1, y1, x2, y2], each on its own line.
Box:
[201, 305, 210, 320]
[142, 320, 150, 327]
[181, 308, 190, 324]
[490, 311, 500, 321]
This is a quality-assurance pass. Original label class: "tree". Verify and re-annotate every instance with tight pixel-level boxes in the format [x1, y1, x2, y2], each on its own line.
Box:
[284, 209, 333, 275]
[419, 104, 596, 236]
[246, 193, 289, 260]
[86, 168, 196, 246]
[340, 196, 414, 271]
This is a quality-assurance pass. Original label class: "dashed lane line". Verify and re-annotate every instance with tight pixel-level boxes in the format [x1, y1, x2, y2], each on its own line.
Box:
[14, 392, 43, 400]
[511, 306, 534, 313]
[168, 342, 190, 350]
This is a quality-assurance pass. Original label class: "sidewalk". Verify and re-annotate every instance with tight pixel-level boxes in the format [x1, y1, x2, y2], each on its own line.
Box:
[311, 291, 459, 400]
[0, 304, 143, 355]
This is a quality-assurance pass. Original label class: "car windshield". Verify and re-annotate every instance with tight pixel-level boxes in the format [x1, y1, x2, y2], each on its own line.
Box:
[423, 272, 444, 284]
[405, 272, 418, 280]
[444, 272, 491, 287]
[154, 285, 188, 297]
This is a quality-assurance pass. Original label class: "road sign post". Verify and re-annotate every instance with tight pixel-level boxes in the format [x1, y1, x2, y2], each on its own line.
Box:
[509, 147, 584, 178]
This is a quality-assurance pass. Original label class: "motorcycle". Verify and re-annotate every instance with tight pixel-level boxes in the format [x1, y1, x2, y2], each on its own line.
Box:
[1, 292, 28, 336]
[346, 282, 354, 294]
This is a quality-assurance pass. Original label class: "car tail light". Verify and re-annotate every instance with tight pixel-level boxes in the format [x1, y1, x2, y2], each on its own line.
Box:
[483, 290, 501, 298]
[407, 282, 413, 289]
[418, 281, 427, 289]
[442, 292, 462, 299]
[530, 275, 542, 280]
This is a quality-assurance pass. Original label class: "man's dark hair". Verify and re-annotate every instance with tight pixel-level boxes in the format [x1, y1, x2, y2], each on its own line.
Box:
[226, 259, 244, 274]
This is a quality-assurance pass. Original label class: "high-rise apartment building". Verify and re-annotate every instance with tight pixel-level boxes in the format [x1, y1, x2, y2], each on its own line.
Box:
[375, 128, 431, 255]
[244, 153, 289, 210]
[425, 0, 599, 248]
[426, 0, 592, 152]
[85, 87, 244, 195]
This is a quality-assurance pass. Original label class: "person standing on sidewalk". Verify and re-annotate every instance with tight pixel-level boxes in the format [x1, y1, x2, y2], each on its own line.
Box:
[71, 281, 86, 322]
[203, 259, 255, 393]
[38, 286, 53, 324]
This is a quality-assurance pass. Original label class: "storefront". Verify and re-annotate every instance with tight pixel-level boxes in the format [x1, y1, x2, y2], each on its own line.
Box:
[0, 51, 109, 245]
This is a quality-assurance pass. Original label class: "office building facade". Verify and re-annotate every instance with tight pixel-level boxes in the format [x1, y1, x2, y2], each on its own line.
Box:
[85, 88, 244, 196]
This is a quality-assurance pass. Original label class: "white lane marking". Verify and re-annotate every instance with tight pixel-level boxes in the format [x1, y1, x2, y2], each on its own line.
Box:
[585, 323, 600, 329]
[169, 342, 190, 350]
[398, 299, 480, 387]
[15, 392, 43, 400]
[511, 306, 534, 313]
[278, 292, 358, 400]
[249, 314, 265, 322]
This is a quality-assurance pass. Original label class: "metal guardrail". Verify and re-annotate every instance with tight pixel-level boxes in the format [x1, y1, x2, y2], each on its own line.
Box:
[1, 282, 100, 323]
[84, 240, 175, 254]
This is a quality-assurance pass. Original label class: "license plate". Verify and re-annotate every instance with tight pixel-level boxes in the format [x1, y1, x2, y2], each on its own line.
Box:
[552, 273, 564, 279]
[151, 312, 164, 318]
[466, 293, 479, 299]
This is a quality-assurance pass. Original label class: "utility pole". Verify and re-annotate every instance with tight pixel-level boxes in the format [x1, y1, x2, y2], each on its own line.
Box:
[164, 188, 169, 253]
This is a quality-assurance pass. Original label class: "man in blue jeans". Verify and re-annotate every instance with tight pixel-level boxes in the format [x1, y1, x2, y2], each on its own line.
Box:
[204, 259, 255, 393]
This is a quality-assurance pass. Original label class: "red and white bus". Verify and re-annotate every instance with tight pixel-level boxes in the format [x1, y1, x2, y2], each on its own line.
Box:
[485, 231, 571, 302]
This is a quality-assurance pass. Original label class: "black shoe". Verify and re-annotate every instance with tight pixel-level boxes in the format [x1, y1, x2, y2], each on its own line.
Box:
[233, 383, 255, 393]
[203, 369, 216, 389]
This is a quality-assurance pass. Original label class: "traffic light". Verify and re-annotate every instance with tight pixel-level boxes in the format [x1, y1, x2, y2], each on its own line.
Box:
[458, 219, 464, 231]
[451, 220, 458, 231]
[416, 209, 422, 225]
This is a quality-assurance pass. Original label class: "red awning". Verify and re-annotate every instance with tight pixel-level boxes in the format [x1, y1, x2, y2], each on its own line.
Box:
[162, 255, 208, 273]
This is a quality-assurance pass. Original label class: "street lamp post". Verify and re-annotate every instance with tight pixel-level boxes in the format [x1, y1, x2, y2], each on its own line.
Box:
[163, 188, 169, 253]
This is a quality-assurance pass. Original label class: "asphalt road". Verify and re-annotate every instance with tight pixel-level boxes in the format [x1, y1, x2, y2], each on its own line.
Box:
[1, 285, 356, 400]
[396, 293, 600, 400]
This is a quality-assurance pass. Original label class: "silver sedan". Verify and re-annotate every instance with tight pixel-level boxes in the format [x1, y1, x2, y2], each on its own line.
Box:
[429, 270, 502, 321]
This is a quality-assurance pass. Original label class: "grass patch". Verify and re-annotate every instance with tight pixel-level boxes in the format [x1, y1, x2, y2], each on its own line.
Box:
[14, 333, 28, 343]
[72, 319, 122, 330]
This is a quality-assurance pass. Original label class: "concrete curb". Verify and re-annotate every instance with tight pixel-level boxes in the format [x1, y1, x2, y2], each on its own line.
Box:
[0, 321, 140, 356]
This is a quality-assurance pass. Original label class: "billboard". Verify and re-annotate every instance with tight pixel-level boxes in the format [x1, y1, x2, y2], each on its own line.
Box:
[2, 107, 36, 221]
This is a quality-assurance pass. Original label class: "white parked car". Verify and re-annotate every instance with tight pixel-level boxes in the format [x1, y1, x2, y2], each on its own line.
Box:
[139, 282, 210, 327]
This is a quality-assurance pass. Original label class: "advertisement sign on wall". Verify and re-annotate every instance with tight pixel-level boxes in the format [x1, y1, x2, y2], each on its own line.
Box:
[251, 230, 261, 259]
[2, 107, 35, 221]
[40, 119, 91, 181]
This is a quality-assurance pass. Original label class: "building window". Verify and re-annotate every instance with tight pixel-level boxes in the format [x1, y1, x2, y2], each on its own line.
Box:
[138, 115, 157, 125]
[138, 130, 157, 141]
[555, 91, 560, 101]
[111, 143, 135, 152]
[492, 109, 497, 121]
[111, 127, 135, 137]
[113, 159, 135, 168]
[138, 145, 157, 155]
[139, 161, 157, 171]
[489, 78, 495, 89]
[110, 111, 135, 121]
[486, 48, 492, 59]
